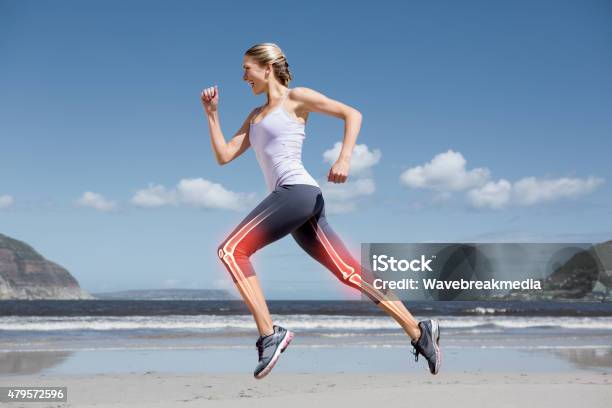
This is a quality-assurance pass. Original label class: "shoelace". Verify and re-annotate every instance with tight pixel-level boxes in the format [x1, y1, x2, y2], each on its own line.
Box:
[256, 329, 280, 361]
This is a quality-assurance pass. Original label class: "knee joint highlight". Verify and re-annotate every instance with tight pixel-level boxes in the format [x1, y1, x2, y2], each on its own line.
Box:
[217, 245, 232, 263]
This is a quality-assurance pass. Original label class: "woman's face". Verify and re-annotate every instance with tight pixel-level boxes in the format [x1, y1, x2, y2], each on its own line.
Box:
[242, 55, 268, 95]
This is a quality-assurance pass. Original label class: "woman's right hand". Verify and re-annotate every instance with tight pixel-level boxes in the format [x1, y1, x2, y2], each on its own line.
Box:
[201, 85, 219, 114]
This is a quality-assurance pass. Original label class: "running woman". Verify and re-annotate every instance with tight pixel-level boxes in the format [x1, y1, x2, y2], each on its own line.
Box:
[201, 43, 441, 379]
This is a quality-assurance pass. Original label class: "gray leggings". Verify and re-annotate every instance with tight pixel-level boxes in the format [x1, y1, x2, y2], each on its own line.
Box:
[217, 184, 386, 304]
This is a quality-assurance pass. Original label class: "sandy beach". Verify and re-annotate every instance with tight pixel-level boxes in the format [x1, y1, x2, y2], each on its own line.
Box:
[0, 371, 610, 407]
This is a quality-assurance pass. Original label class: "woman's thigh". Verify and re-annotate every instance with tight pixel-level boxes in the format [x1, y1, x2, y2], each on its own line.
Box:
[290, 198, 357, 279]
[219, 184, 321, 258]
[290, 194, 383, 291]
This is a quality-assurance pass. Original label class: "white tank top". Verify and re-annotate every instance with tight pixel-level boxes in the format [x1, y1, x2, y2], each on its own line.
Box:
[248, 88, 321, 192]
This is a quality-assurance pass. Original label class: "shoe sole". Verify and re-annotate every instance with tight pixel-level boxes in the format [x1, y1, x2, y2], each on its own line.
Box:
[430, 319, 441, 375]
[254, 330, 294, 380]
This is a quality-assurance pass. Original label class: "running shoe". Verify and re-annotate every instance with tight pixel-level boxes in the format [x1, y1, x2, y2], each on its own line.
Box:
[411, 319, 442, 375]
[253, 325, 294, 379]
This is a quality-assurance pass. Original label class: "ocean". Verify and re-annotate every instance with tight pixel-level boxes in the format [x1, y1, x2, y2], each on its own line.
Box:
[1, 300, 611, 375]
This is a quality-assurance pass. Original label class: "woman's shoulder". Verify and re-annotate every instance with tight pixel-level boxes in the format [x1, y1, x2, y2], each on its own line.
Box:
[288, 86, 316, 99]
[287, 87, 329, 104]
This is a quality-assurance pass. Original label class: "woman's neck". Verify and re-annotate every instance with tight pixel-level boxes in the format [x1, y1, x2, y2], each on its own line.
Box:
[265, 86, 288, 105]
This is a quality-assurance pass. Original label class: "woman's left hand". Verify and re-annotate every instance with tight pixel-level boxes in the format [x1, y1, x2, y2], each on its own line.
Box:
[328, 158, 350, 183]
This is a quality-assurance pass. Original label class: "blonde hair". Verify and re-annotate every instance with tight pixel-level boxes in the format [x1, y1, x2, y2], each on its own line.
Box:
[245, 43, 293, 86]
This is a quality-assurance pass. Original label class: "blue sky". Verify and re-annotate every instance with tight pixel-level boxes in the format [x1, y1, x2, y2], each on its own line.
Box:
[1, 0, 611, 299]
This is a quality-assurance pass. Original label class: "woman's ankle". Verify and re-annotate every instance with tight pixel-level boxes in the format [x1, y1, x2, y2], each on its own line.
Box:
[259, 326, 274, 337]
[405, 323, 421, 341]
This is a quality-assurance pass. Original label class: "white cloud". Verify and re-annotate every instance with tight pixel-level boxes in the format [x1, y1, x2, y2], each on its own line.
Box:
[318, 143, 382, 214]
[130, 184, 177, 207]
[322, 178, 376, 201]
[513, 176, 604, 206]
[0, 194, 14, 209]
[321, 178, 376, 214]
[400, 149, 490, 191]
[467, 179, 512, 209]
[467, 176, 604, 209]
[176, 178, 256, 210]
[131, 178, 257, 211]
[324, 201, 358, 215]
[75, 192, 117, 212]
[402, 150, 604, 210]
[323, 142, 381, 176]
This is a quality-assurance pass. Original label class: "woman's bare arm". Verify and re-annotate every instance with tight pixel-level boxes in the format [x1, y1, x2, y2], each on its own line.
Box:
[206, 109, 255, 166]
[221, 112, 256, 165]
[201, 86, 255, 166]
[290, 87, 362, 183]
